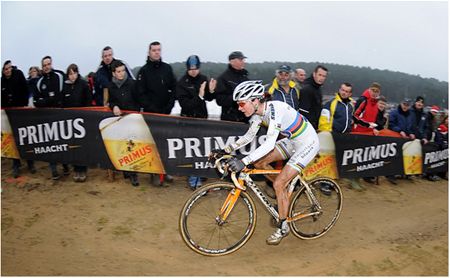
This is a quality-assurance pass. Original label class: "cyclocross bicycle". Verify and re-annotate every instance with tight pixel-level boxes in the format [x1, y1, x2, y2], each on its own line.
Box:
[179, 153, 343, 256]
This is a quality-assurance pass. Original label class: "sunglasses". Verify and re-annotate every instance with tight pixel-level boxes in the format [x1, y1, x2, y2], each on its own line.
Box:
[238, 101, 247, 108]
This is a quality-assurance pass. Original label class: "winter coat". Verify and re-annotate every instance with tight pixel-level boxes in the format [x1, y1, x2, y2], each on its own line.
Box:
[34, 70, 65, 108]
[136, 59, 176, 114]
[352, 89, 379, 133]
[318, 93, 354, 133]
[410, 105, 428, 140]
[94, 59, 134, 106]
[176, 72, 214, 118]
[215, 64, 249, 122]
[298, 76, 323, 129]
[61, 77, 92, 108]
[388, 105, 415, 135]
[108, 78, 140, 112]
[268, 78, 299, 110]
[1, 68, 29, 107]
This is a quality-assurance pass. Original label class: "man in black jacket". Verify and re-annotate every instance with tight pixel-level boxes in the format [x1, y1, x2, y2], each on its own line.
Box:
[136, 41, 176, 185]
[298, 65, 328, 130]
[34, 56, 65, 108]
[1, 60, 36, 177]
[215, 51, 249, 123]
[136, 41, 176, 114]
[34, 56, 69, 179]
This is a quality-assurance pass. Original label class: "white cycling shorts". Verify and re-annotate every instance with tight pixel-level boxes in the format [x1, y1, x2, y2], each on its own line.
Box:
[274, 123, 320, 172]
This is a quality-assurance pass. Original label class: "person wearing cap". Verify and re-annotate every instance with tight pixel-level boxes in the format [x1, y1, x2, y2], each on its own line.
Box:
[352, 82, 382, 133]
[388, 98, 415, 139]
[268, 65, 299, 110]
[298, 65, 328, 130]
[215, 51, 249, 123]
[410, 96, 429, 144]
[176, 55, 217, 190]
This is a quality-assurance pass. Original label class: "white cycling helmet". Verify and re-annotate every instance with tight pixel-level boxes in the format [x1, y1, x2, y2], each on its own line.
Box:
[233, 80, 265, 102]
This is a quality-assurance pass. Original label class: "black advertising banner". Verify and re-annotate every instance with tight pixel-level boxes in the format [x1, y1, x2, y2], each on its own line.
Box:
[422, 143, 448, 174]
[4, 108, 446, 179]
[6, 108, 114, 169]
[4, 108, 264, 178]
[332, 133, 407, 178]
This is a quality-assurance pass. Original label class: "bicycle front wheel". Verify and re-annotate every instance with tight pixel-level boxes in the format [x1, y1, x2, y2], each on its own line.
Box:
[179, 182, 257, 256]
[289, 177, 343, 239]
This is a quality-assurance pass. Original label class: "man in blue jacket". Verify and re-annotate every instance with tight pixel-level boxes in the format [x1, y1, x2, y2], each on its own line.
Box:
[389, 98, 415, 139]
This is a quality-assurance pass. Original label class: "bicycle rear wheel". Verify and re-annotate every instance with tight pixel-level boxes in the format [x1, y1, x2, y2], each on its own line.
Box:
[288, 177, 343, 239]
[179, 182, 257, 256]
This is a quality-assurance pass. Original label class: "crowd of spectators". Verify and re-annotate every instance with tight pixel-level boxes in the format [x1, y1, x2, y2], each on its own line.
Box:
[1, 44, 448, 189]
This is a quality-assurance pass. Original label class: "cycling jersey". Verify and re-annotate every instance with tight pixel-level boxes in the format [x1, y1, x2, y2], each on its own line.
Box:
[226, 100, 320, 171]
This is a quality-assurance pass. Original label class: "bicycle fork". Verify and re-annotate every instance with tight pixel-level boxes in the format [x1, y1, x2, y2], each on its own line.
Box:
[216, 188, 242, 225]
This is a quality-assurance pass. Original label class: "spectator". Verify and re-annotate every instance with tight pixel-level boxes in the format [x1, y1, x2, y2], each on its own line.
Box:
[136, 41, 176, 114]
[87, 72, 96, 105]
[176, 55, 216, 190]
[94, 46, 134, 106]
[108, 60, 141, 187]
[352, 82, 381, 133]
[432, 116, 448, 180]
[372, 95, 389, 136]
[294, 68, 306, 89]
[27, 66, 41, 107]
[298, 65, 328, 129]
[318, 82, 363, 190]
[1, 60, 36, 177]
[410, 96, 429, 144]
[215, 51, 249, 123]
[426, 105, 440, 141]
[61, 63, 92, 182]
[389, 98, 415, 139]
[136, 41, 177, 185]
[34, 56, 69, 179]
[318, 82, 354, 133]
[268, 65, 299, 110]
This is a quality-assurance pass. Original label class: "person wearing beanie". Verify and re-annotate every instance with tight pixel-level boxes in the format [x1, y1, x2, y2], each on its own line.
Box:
[410, 96, 429, 144]
[176, 55, 216, 190]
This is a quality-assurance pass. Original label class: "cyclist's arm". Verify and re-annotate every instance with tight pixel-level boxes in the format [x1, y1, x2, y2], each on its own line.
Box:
[224, 116, 262, 153]
[241, 113, 281, 165]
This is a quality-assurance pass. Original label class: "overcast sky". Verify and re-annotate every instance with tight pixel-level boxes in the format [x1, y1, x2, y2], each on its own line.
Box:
[1, 1, 448, 82]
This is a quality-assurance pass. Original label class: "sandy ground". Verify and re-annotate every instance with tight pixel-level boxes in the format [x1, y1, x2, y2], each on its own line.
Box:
[1, 159, 448, 276]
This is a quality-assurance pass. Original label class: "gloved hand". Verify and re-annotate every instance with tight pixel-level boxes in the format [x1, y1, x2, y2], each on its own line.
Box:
[210, 148, 227, 156]
[208, 148, 227, 164]
[226, 157, 245, 172]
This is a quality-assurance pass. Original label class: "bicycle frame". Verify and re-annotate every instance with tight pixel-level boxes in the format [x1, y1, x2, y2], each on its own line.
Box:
[217, 167, 318, 224]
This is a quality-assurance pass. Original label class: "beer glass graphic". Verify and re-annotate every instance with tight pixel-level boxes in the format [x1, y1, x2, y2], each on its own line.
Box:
[99, 113, 165, 173]
[304, 131, 338, 180]
[1, 110, 20, 159]
[402, 139, 422, 175]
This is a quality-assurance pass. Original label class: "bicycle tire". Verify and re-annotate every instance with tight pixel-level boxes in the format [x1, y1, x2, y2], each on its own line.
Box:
[179, 182, 257, 256]
[288, 177, 343, 239]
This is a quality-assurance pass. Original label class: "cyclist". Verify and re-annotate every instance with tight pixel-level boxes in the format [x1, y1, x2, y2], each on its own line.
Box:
[211, 80, 320, 245]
